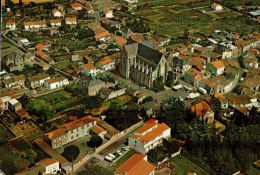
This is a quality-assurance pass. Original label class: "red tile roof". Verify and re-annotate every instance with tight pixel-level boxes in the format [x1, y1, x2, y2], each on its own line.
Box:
[87, 22, 110, 39]
[84, 63, 96, 70]
[39, 158, 58, 167]
[191, 101, 211, 117]
[24, 20, 46, 26]
[6, 21, 15, 25]
[210, 60, 224, 69]
[99, 57, 112, 66]
[50, 19, 62, 23]
[90, 125, 106, 135]
[71, 2, 81, 8]
[114, 154, 155, 175]
[16, 109, 31, 119]
[65, 17, 77, 22]
[116, 36, 127, 47]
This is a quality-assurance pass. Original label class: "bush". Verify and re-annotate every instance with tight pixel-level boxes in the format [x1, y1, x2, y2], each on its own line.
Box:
[61, 145, 80, 162]
[87, 135, 103, 148]
[78, 165, 113, 175]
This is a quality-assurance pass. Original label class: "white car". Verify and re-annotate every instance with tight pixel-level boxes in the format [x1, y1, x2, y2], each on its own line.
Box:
[105, 156, 113, 162]
[108, 153, 116, 159]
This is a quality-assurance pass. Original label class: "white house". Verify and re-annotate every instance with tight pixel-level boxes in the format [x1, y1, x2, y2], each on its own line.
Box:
[26, 74, 50, 89]
[95, 56, 115, 72]
[38, 158, 60, 175]
[18, 38, 30, 46]
[52, 8, 62, 18]
[6, 21, 16, 30]
[206, 60, 225, 76]
[44, 77, 69, 90]
[0, 96, 11, 111]
[211, 2, 223, 11]
[124, 0, 138, 4]
[90, 125, 107, 139]
[104, 9, 114, 18]
[50, 19, 62, 27]
[80, 63, 99, 76]
[8, 98, 22, 112]
[65, 17, 77, 25]
[128, 119, 171, 154]
[71, 2, 82, 11]
[24, 20, 47, 30]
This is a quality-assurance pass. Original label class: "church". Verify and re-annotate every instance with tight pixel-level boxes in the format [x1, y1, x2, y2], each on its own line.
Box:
[120, 40, 168, 89]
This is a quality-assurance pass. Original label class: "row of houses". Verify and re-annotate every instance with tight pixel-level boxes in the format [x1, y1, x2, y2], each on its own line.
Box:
[46, 115, 119, 149]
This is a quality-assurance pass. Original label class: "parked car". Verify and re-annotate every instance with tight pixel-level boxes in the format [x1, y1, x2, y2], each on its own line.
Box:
[105, 156, 113, 162]
[108, 153, 116, 159]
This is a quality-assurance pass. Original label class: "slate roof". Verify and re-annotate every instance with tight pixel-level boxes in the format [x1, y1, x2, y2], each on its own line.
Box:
[124, 42, 163, 65]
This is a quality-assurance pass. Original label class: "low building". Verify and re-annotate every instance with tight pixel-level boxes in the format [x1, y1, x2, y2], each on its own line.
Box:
[3, 75, 25, 88]
[90, 125, 107, 139]
[6, 21, 16, 30]
[206, 60, 225, 76]
[114, 154, 155, 175]
[44, 77, 69, 90]
[104, 8, 114, 18]
[52, 8, 62, 18]
[99, 87, 126, 100]
[79, 77, 105, 96]
[38, 158, 60, 175]
[2, 52, 24, 72]
[128, 119, 171, 154]
[0, 96, 11, 111]
[50, 19, 62, 27]
[24, 20, 47, 30]
[65, 17, 77, 25]
[71, 2, 82, 11]
[95, 56, 115, 72]
[87, 22, 110, 42]
[8, 98, 22, 112]
[36, 50, 54, 64]
[80, 64, 98, 76]
[190, 100, 214, 124]
[26, 74, 50, 89]
[37, 61, 50, 71]
[46, 116, 97, 148]
[211, 2, 223, 11]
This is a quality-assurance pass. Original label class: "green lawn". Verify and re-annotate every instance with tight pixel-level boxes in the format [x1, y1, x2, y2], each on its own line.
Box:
[170, 155, 210, 175]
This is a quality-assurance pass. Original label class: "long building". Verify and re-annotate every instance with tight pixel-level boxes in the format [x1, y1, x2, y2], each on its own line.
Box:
[128, 119, 171, 154]
[46, 116, 96, 149]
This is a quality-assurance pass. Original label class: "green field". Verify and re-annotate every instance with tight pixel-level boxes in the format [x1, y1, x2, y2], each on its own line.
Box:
[170, 155, 210, 175]
[136, 0, 260, 36]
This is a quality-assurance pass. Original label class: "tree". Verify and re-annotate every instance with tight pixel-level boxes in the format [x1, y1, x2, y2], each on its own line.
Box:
[165, 71, 176, 87]
[153, 76, 164, 92]
[33, 64, 43, 74]
[18, 94, 29, 108]
[61, 145, 80, 162]
[47, 67, 56, 75]
[87, 135, 103, 148]
[210, 97, 221, 118]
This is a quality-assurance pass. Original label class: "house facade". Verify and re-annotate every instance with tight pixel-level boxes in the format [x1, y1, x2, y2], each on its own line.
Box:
[38, 158, 60, 175]
[46, 116, 97, 149]
[50, 19, 62, 27]
[24, 20, 47, 30]
[65, 17, 77, 25]
[6, 21, 16, 30]
[206, 60, 225, 76]
[44, 77, 69, 90]
[128, 120, 171, 154]
[121, 42, 168, 89]
[8, 98, 22, 112]
[80, 64, 98, 76]
[26, 74, 50, 89]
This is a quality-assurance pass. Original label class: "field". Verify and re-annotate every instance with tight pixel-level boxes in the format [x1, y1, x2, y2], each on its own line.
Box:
[170, 155, 210, 175]
[11, 121, 44, 142]
[0, 123, 15, 143]
[136, 0, 260, 36]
